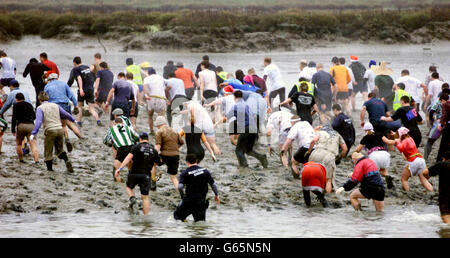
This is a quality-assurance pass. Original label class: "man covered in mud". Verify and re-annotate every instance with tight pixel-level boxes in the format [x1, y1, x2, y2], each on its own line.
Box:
[115, 132, 161, 215]
[174, 153, 220, 222]
[428, 151, 450, 224]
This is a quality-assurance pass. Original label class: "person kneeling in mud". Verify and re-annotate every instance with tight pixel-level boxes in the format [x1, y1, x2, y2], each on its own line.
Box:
[115, 132, 161, 215]
[301, 161, 329, 208]
[336, 152, 385, 212]
[428, 151, 450, 224]
[174, 154, 220, 222]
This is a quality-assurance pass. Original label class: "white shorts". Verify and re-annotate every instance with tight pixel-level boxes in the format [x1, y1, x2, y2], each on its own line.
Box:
[407, 157, 427, 177]
[147, 98, 166, 113]
[368, 150, 390, 170]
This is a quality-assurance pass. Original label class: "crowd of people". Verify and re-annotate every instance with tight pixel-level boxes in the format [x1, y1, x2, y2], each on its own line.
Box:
[0, 49, 449, 224]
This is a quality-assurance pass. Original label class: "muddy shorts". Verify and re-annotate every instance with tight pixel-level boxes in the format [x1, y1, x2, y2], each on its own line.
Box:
[353, 82, 368, 94]
[407, 157, 427, 177]
[174, 199, 209, 222]
[16, 123, 34, 143]
[161, 155, 180, 175]
[203, 90, 218, 104]
[368, 150, 390, 170]
[309, 149, 336, 180]
[96, 91, 109, 104]
[77, 90, 95, 104]
[147, 97, 166, 113]
[293, 146, 311, 164]
[116, 146, 133, 163]
[360, 184, 385, 201]
[126, 173, 151, 196]
[336, 92, 349, 100]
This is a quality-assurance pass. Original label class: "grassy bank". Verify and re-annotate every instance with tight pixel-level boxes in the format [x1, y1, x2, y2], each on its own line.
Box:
[0, 8, 449, 44]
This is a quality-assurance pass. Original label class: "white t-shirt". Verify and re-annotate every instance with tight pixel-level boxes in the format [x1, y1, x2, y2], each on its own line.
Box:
[164, 78, 186, 101]
[0, 57, 16, 79]
[263, 63, 284, 92]
[287, 121, 315, 148]
[428, 79, 443, 105]
[187, 101, 214, 133]
[299, 67, 317, 81]
[143, 74, 165, 97]
[127, 80, 139, 102]
[396, 76, 423, 104]
[267, 110, 292, 132]
[199, 69, 218, 92]
[346, 66, 355, 90]
[364, 69, 376, 92]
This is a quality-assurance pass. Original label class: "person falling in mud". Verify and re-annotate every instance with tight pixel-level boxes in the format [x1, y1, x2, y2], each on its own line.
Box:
[301, 161, 329, 208]
[428, 151, 450, 224]
[336, 152, 385, 212]
[31, 91, 74, 173]
[115, 132, 162, 215]
[383, 127, 433, 192]
[103, 117, 139, 182]
[266, 106, 293, 167]
[174, 153, 220, 222]
[226, 90, 268, 169]
[154, 116, 184, 189]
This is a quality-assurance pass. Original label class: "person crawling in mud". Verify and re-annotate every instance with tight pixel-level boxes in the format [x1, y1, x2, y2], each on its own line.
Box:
[428, 151, 450, 224]
[301, 161, 329, 208]
[336, 152, 385, 212]
[174, 153, 220, 222]
[115, 132, 161, 215]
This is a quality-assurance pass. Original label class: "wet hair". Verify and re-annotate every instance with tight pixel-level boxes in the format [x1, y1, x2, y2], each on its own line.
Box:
[201, 60, 210, 69]
[94, 53, 101, 59]
[264, 57, 271, 64]
[300, 82, 309, 92]
[73, 56, 82, 65]
[186, 153, 198, 164]
[429, 65, 437, 73]
[40, 52, 48, 59]
[99, 62, 108, 69]
[235, 69, 245, 83]
[29, 58, 38, 63]
[431, 72, 439, 79]
[298, 77, 308, 82]
[368, 92, 377, 99]
[332, 104, 342, 111]
[38, 91, 49, 102]
[216, 66, 223, 72]
[397, 83, 406, 90]
[0, 50, 6, 57]
[117, 72, 126, 78]
[15, 93, 25, 101]
[338, 57, 345, 65]
[233, 90, 243, 98]
[401, 69, 410, 75]
[115, 117, 123, 124]
[400, 95, 410, 104]
[331, 56, 339, 64]
[126, 72, 134, 80]
[440, 93, 449, 101]
[202, 55, 209, 61]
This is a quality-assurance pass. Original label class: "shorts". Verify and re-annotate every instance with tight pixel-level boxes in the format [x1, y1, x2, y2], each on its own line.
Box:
[336, 92, 349, 100]
[203, 128, 215, 138]
[185, 87, 195, 100]
[0, 78, 14, 87]
[78, 90, 95, 104]
[360, 184, 385, 201]
[96, 91, 109, 104]
[174, 199, 209, 222]
[129, 102, 138, 118]
[116, 146, 133, 163]
[203, 90, 218, 104]
[138, 84, 143, 92]
[147, 97, 167, 113]
[57, 103, 71, 114]
[317, 93, 332, 112]
[407, 157, 427, 177]
[348, 89, 353, 97]
[309, 149, 336, 180]
[110, 102, 130, 121]
[368, 150, 390, 170]
[301, 164, 326, 193]
[353, 82, 368, 94]
[16, 123, 34, 143]
[126, 173, 151, 196]
[0, 117, 7, 132]
[161, 155, 180, 175]
[293, 146, 311, 164]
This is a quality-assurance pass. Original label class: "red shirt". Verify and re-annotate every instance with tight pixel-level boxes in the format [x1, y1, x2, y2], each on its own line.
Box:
[175, 68, 195, 89]
[396, 136, 422, 162]
[42, 60, 60, 78]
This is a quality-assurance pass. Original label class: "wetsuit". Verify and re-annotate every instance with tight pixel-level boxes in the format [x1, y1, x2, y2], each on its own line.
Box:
[332, 112, 355, 153]
[343, 157, 385, 201]
[174, 165, 218, 222]
[180, 125, 207, 163]
[428, 161, 450, 216]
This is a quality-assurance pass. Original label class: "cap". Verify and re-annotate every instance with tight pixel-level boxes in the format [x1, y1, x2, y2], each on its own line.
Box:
[363, 122, 374, 131]
[9, 79, 19, 87]
[155, 116, 167, 127]
[48, 73, 59, 80]
[112, 108, 124, 115]
[398, 127, 410, 138]
[223, 86, 234, 93]
[139, 132, 149, 140]
[176, 62, 183, 67]
[140, 62, 151, 68]
[350, 56, 358, 61]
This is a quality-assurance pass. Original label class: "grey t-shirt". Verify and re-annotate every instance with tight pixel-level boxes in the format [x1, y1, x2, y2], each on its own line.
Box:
[164, 78, 186, 101]
[112, 79, 134, 105]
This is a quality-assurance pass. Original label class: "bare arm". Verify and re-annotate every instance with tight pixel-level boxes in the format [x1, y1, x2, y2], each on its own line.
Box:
[105, 88, 115, 105]
[339, 143, 348, 158]
[360, 107, 366, 127]
[281, 138, 293, 152]
[94, 78, 100, 94]
[77, 76, 84, 95]
[355, 144, 364, 153]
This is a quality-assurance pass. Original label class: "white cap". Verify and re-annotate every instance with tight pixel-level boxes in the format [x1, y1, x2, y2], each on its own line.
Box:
[155, 116, 167, 127]
[48, 73, 59, 80]
[363, 122, 374, 131]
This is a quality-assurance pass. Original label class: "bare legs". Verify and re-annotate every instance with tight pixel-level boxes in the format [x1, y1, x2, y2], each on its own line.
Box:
[350, 189, 384, 212]
[401, 167, 433, 192]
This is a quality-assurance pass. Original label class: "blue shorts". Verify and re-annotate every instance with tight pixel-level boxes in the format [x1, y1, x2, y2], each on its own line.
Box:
[138, 84, 143, 92]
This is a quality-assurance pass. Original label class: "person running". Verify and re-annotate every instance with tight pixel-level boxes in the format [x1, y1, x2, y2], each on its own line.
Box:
[67, 56, 101, 127]
[0, 116, 6, 154]
[425, 93, 448, 161]
[199, 61, 218, 105]
[226, 90, 268, 169]
[31, 92, 74, 172]
[175, 62, 198, 100]
[301, 161, 329, 208]
[311, 63, 336, 123]
[339, 57, 356, 112]
[0, 80, 32, 117]
[425, 72, 444, 111]
[299, 61, 317, 82]
[348, 56, 367, 111]
[361, 92, 401, 133]
[354, 122, 394, 189]
[332, 104, 355, 155]
[195, 55, 216, 79]
[372, 61, 395, 111]
[437, 96, 450, 162]
[105, 72, 136, 127]
[381, 95, 424, 147]
[280, 82, 318, 125]
[143, 69, 167, 134]
[396, 69, 427, 111]
[23, 58, 50, 106]
[115, 132, 161, 215]
[266, 107, 293, 166]
[154, 116, 184, 189]
[164, 72, 188, 127]
[125, 58, 145, 105]
[363, 60, 377, 93]
[179, 115, 216, 164]
[163, 60, 178, 80]
[263, 57, 285, 108]
[103, 117, 139, 181]
[94, 62, 114, 115]
[39, 52, 59, 79]
[215, 66, 229, 86]
[11, 93, 39, 163]
[0, 50, 17, 95]
[90, 53, 102, 77]
[307, 125, 348, 193]
[174, 153, 220, 222]
[336, 152, 385, 212]
[330, 57, 351, 115]
[44, 73, 82, 151]
[281, 115, 316, 178]
[126, 73, 139, 131]
[428, 151, 450, 224]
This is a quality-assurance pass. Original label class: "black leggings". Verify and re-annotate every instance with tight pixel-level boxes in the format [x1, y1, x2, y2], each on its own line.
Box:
[269, 88, 285, 106]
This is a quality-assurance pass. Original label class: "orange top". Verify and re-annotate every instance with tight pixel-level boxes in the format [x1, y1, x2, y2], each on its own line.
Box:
[396, 136, 422, 162]
[329, 65, 351, 92]
[175, 68, 195, 89]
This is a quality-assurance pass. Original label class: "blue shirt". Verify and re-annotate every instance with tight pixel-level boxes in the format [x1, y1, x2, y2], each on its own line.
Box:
[226, 99, 257, 133]
[44, 80, 78, 106]
[229, 82, 260, 94]
[0, 88, 32, 115]
[363, 98, 388, 123]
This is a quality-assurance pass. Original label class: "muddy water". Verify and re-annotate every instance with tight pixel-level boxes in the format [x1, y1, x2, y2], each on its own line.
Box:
[0, 36, 449, 238]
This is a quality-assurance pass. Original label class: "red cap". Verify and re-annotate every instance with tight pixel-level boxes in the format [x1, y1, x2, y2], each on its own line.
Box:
[223, 86, 234, 93]
[350, 56, 358, 61]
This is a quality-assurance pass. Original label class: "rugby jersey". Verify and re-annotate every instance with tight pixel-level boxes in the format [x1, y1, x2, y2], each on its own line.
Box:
[103, 123, 138, 149]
